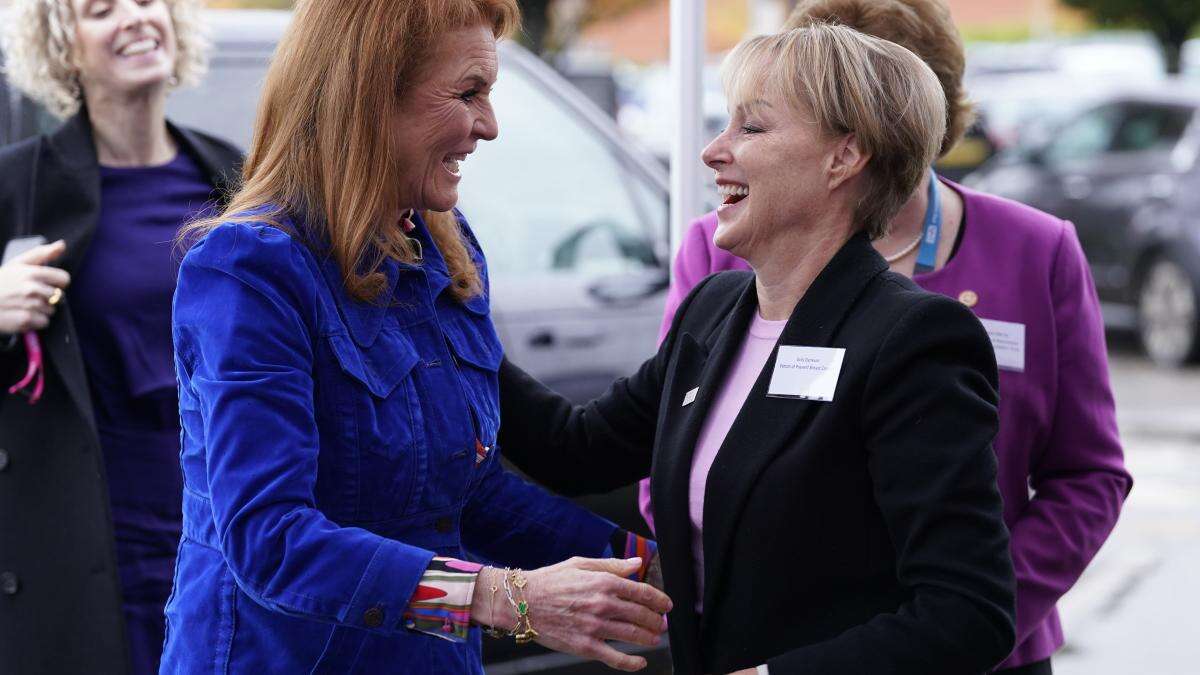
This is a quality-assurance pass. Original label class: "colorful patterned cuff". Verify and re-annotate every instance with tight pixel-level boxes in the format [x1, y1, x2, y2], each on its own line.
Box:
[606, 529, 658, 582]
[402, 557, 482, 642]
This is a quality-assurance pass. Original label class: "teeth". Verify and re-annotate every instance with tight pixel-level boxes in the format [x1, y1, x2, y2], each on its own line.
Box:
[443, 159, 461, 176]
[120, 38, 157, 56]
[717, 184, 749, 197]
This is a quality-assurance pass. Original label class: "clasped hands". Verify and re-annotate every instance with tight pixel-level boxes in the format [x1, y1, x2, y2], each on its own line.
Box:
[473, 555, 670, 672]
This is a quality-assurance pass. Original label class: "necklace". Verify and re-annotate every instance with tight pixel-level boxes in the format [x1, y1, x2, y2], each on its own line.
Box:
[882, 230, 923, 263]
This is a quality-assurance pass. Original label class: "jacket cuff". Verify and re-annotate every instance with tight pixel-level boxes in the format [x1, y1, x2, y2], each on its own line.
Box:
[607, 529, 658, 581]
[402, 557, 482, 642]
[344, 539, 436, 634]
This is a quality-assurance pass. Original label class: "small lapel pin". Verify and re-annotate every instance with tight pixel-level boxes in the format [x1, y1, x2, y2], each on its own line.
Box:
[958, 290, 979, 308]
[682, 387, 698, 406]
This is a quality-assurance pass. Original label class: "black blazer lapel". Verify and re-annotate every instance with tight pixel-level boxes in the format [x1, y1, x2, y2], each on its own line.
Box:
[34, 114, 103, 437]
[40, 113, 102, 274]
[698, 232, 888, 630]
[652, 273, 756, 673]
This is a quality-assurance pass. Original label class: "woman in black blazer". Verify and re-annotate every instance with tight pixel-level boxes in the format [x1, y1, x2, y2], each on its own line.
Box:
[0, 1, 240, 672]
[499, 25, 1016, 675]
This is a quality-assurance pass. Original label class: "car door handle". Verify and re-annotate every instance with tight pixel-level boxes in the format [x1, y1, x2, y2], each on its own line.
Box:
[561, 331, 604, 349]
[1064, 174, 1092, 200]
[528, 330, 556, 348]
[528, 329, 604, 349]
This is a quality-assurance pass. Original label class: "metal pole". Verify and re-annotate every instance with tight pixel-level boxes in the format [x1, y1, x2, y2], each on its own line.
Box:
[669, 0, 706, 257]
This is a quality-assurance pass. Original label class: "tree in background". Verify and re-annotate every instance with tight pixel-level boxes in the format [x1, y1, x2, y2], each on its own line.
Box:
[1062, 0, 1200, 74]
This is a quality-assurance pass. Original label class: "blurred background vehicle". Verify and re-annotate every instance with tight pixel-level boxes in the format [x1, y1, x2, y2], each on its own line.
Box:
[965, 85, 1200, 367]
[1, 8, 670, 673]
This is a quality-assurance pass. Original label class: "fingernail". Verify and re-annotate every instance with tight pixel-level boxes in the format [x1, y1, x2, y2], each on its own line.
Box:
[627, 557, 642, 565]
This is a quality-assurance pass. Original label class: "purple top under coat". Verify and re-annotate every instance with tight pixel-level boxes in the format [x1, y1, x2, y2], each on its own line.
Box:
[72, 152, 215, 511]
[642, 179, 1133, 670]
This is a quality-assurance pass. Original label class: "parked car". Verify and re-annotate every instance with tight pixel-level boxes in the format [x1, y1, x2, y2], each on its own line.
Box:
[966, 84, 1200, 367]
[1, 9, 671, 673]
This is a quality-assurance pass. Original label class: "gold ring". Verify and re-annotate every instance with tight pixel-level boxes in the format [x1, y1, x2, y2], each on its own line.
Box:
[48, 288, 63, 306]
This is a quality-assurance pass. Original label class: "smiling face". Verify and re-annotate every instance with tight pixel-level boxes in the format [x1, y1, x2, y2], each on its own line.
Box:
[391, 24, 500, 213]
[70, 0, 177, 100]
[702, 92, 847, 262]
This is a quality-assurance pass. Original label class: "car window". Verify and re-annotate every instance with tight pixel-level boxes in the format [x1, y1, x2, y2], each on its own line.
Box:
[164, 42, 275, 149]
[456, 63, 664, 278]
[1111, 103, 1193, 154]
[1043, 104, 1121, 166]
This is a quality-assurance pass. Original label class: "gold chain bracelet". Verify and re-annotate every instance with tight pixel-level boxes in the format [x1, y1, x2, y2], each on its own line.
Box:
[482, 568, 508, 639]
[502, 568, 539, 644]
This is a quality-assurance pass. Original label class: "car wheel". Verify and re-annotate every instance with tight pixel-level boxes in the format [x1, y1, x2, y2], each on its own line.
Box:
[1137, 255, 1200, 367]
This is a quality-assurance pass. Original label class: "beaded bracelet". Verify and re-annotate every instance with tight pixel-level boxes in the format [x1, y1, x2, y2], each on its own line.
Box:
[502, 568, 539, 644]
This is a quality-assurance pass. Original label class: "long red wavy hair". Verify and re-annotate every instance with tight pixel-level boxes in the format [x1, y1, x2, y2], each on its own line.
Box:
[184, 0, 520, 302]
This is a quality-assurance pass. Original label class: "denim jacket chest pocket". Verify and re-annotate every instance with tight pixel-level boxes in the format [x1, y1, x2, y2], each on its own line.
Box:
[321, 327, 425, 524]
[440, 294, 503, 448]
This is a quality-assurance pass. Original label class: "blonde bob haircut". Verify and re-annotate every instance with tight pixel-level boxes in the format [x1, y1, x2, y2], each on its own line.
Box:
[786, 0, 974, 159]
[722, 24, 946, 239]
[184, 0, 520, 303]
[1, 0, 210, 119]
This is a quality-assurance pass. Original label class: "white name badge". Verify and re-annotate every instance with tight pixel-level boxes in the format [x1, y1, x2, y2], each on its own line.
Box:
[979, 318, 1026, 372]
[767, 346, 846, 402]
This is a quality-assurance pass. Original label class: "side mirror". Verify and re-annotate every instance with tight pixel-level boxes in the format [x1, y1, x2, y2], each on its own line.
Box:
[588, 267, 670, 306]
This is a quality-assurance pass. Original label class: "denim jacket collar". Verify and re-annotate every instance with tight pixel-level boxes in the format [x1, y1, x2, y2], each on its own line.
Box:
[317, 253, 401, 347]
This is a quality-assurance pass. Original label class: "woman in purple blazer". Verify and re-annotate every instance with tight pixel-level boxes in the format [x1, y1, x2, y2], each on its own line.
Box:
[637, 1, 1132, 673]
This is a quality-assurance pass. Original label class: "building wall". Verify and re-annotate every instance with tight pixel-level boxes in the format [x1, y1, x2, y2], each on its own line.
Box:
[580, 0, 1087, 64]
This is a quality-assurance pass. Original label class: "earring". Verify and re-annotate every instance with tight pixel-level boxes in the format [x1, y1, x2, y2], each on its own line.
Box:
[168, 74, 180, 87]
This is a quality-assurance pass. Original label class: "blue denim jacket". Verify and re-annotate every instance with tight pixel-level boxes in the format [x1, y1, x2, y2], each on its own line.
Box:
[161, 210, 618, 673]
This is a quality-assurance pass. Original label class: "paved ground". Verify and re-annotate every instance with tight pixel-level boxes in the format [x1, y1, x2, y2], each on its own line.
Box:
[1055, 338, 1200, 675]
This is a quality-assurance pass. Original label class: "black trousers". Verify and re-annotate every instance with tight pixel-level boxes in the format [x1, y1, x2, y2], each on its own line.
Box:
[997, 658, 1052, 675]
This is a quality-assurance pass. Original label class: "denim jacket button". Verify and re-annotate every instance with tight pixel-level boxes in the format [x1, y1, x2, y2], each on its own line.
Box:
[363, 606, 385, 628]
[434, 516, 454, 533]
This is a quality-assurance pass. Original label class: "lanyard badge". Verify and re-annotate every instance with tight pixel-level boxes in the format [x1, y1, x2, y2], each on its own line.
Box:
[914, 168, 942, 274]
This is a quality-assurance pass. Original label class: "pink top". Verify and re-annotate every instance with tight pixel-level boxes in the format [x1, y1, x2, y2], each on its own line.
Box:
[688, 311, 787, 611]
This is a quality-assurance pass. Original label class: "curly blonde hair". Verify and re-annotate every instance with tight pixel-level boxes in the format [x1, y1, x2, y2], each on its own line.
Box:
[1, 0, 210, 119]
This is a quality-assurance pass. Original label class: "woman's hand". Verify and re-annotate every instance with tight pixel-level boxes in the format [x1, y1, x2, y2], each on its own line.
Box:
[0, 241, 70, 334]
[473, 557, 672, 672]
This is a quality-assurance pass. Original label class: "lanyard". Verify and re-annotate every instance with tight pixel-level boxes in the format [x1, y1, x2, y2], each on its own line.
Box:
[914, 169, 941, 274]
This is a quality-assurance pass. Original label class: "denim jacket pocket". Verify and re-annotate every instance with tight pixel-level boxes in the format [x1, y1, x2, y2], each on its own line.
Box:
[325, 330, 425, 521]
[442, 296, 502, 372]
[327, 331, 420, 400]
[441, 304, 503, 448]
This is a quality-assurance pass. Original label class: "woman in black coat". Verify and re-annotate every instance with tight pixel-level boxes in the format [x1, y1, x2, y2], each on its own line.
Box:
[0, 1, 239, 672]
[498, 26, 1016, 675]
